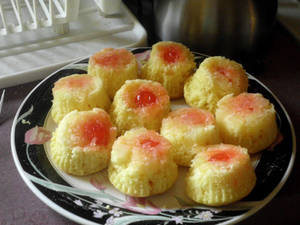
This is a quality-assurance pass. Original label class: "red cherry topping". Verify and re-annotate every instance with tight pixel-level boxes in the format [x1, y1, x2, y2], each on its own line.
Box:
[54, 76, 90, 90]
[208, 149, 237, 163]
[135, 90, 157, 107]
[229, 93, 268, 114]
[80, 119, 110, 147]
[216, 66, 233, 82]
[140, 138, 160, 150]
[181, 110, 213, 125]
[93, 49, 131, 67]
[159, 45, 183, 64]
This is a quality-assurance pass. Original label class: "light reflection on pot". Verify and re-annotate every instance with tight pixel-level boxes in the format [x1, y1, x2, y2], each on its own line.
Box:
[153, 0, 278, 57]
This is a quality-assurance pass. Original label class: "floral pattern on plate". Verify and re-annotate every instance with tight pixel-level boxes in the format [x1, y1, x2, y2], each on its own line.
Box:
[11, 48, 296, 225]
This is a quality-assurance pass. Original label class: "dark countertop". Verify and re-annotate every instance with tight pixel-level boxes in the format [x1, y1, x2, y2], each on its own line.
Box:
[0, 2, 299, 225]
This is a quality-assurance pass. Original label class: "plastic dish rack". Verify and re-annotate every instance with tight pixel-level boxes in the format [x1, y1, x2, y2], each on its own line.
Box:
[0, 0, 80, 35]
[0, 0, 147, 88]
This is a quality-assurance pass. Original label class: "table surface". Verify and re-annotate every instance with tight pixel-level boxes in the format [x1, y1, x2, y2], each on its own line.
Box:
[1, 12, 300, 225]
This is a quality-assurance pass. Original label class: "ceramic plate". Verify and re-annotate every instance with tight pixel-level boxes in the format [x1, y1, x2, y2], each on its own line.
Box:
[11, 48, 296, 225]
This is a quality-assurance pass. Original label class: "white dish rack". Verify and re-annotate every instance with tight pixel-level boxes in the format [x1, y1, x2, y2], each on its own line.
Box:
[0, 0, 80, 35]
[0, 0, 147, 88]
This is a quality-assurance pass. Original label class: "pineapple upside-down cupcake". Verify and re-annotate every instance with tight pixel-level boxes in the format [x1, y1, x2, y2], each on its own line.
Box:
[184, 56, 248, 112]
[186, 144, 256, 206]
[108, 128, 178, 197]
[50, 108, 117, 176]
[88, 48, 139, 99]
[141, 41, 196, 99]
[160, 107, 221, 167]
[215, 92, 278, 154]
[110, 79, 170, 134]
[51, 74, 110, 124]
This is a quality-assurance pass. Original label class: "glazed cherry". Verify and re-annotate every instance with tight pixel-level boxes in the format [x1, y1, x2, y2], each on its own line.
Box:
[208, 149, 236, 163]
[181, 110, 213, 125]
[140, 138, 160, 150]
[81, 119, 110, 147]
[93, 49, 131, 67]
[160, 45, 182, 63]
[135, 90, 157, 107]
[216, 66, 233, 83]
[54, 76, 90, 90]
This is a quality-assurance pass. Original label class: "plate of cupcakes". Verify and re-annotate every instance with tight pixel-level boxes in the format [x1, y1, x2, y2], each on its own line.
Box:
[11, 42, 296, 225]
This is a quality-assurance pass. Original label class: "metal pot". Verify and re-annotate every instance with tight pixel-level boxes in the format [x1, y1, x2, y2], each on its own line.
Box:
[153, 0, 277, 57]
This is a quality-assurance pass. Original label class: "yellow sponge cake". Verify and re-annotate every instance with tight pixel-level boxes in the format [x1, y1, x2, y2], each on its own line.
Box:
[216, 92, 278, 153]
[160, 107, 221, 166]
[110, 79, 170, 134]
[88, 48, 139, 99]
[186, 144, 256, 206]
[141, 41, 196, 99]
[108, 128, 178, 197]
[51, 74, 110, 124]
[50, 108, 117, 176]
[184, 56, 248, 112]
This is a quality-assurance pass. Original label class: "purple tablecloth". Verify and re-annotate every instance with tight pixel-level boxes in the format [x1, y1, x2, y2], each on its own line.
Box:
[0, 27, 299, 225]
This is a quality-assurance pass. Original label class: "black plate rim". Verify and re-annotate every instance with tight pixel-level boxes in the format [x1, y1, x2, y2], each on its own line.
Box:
[10, 49, 296, 225]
